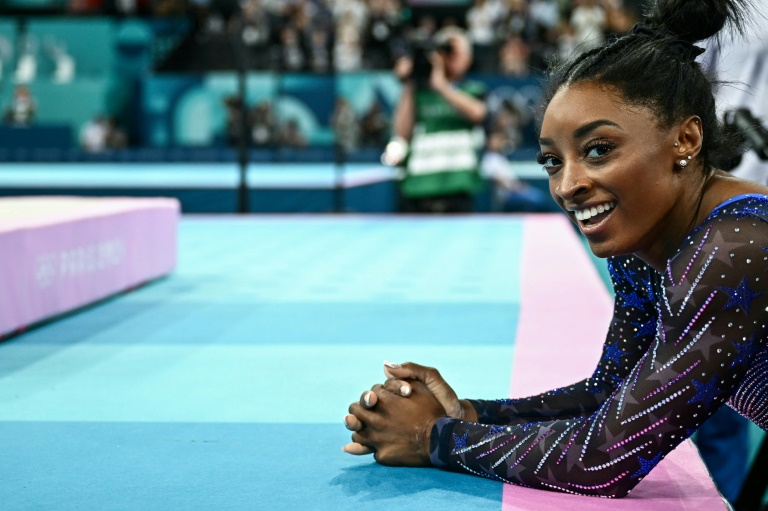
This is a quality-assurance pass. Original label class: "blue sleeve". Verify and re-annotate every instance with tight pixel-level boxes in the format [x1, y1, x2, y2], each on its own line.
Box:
[431, 208, 768, 497]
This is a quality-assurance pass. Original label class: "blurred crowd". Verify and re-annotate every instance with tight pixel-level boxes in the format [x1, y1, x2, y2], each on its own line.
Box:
[50, 0, 642, 75]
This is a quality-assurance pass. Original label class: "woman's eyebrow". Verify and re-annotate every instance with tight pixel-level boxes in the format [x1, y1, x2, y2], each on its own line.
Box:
[538, 137, 554, 146]
[573, 119, 621, 139]
[539, 119, 621, 146]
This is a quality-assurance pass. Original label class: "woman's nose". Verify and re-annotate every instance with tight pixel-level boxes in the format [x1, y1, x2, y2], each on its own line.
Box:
[554, 164, 590, 200]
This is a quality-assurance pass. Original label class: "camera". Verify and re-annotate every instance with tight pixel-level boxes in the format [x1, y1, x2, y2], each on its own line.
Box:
[408, 37, 454, 86]
[721, 108, 768, 171]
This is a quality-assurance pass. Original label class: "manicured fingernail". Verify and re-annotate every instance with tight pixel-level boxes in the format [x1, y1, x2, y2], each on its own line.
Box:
[400, 385, 411, 396]
[364, 392, 372, 407]
[384, 360, 400, 368]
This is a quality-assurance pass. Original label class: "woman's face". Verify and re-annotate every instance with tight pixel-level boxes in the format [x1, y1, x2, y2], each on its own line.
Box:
[539, 82, 689, 267]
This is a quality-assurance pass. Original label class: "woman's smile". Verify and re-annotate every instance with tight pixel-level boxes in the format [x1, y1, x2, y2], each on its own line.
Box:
[567, 200, 617, 233]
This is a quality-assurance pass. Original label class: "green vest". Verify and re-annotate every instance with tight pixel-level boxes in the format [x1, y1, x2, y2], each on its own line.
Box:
[401, 81, 486, 198]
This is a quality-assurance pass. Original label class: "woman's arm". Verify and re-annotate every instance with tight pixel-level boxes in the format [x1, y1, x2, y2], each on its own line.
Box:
[429, 211, 767, 497]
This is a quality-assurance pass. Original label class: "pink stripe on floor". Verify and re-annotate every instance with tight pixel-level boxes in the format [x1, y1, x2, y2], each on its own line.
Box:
[501, 215, 725, 511]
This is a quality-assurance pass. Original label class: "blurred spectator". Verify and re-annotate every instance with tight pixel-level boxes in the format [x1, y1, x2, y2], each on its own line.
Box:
[410, 15, 437, 43]
[106, 117, 128, 149]
[224, 95, 247, 146]
[489, 98, 524, 153]
[81, 115, 128, 152]
[233, 0, 271, 48]
[498, 36, 530, 76]
[3, 85, 36, 126]
[331, 98, 361, 153]
[360, 100, 389, 148]
[249, 101, 277, 146]
[483, 131, 555, 212]
[604, 0, 639, 37]
[466, 0, 503, 72]
[363, 0, 403, 69]
[307, 27, 332, 73]
[497, 0, 529, 40]
[334, 13, 364, 71]
[279, 118, 307, 147]
[81, 115, 109, 152]
[570, 0, 607, 51]
[279, 25, 306, 71]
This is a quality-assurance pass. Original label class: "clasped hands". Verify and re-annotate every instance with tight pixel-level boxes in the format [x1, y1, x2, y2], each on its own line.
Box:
[342, 361, 478, 467]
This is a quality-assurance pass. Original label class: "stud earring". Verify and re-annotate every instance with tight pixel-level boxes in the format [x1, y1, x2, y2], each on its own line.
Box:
[688, 155, 692, 160]
[679, 159, 688, 167]
[674, 142, 679, 147]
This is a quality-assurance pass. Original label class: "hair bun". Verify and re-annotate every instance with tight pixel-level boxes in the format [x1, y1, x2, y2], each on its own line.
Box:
[645, 0, 748, 43]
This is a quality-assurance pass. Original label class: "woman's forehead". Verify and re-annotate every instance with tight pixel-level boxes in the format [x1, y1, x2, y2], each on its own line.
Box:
[542, 83, 655, 134]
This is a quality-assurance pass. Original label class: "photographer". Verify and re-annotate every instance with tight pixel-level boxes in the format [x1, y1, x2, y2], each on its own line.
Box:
[382, 27, 487, 213]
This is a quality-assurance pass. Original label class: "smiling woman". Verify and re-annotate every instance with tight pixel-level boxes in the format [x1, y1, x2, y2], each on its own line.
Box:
[343, 0, 768, 500]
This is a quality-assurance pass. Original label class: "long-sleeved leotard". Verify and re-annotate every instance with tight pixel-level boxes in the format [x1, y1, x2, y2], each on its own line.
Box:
[430, 194, 768, 498]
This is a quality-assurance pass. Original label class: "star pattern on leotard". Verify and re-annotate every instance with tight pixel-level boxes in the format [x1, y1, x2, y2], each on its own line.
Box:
[617, 290, 649, 310]
[453, 431, 469, 451]
[720, 277, 764, 315]
[732, 334, 758, 368]
[482, 425, 507, 439]
[687, 375, 720, 410]
[603, 341, 627, 366]
[630, 317, 657, 338]
[631, 452, 663, 478]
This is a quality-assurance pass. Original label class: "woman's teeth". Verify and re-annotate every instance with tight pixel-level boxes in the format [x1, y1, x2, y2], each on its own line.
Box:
[574, 202, 615, 222]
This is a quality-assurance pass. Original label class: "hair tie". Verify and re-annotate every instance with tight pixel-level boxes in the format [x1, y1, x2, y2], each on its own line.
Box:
[628, 23, 705, 62]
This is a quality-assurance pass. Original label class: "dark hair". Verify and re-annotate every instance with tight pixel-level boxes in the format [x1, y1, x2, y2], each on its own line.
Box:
[539, 0, 753, 170]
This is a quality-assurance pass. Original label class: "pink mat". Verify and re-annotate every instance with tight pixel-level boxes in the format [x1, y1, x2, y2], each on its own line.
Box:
[0, 196, 179, 338]
[502, 215, 726, 510]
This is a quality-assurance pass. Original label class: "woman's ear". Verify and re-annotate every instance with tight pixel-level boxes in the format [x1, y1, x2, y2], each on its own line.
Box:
[675, 116, 704, 161]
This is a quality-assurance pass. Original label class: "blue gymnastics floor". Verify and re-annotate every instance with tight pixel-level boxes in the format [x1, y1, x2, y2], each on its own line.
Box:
[0, 217, 525, 510]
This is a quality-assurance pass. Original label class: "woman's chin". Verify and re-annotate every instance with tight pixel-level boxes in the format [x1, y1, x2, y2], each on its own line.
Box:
[586, 239, 622, 259]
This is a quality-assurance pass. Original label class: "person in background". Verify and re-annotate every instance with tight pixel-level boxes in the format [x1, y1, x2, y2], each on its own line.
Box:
[483, 131, 555, 213]
[3, 84, 36, 126]
[331, 98, 361, 154]
[381, 27, 487, 214]
[360, 100, 389, 148]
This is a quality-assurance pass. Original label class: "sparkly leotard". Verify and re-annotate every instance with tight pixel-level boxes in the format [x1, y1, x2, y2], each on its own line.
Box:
[430, 194, 768, 498]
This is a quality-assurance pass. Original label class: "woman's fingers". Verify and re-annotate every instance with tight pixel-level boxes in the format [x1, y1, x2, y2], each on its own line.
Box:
[344, 414, 363, 432]
[382, 361, 463, 418]
[358, 389, 378, 409]
[342, 442, 374, 455]
[382, 378, 412, 396]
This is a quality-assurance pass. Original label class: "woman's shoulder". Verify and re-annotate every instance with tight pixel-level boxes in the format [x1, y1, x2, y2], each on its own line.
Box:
[700, 173, 768, 221]
[699, 192, 768, 228]
[667, 191, 768, 275]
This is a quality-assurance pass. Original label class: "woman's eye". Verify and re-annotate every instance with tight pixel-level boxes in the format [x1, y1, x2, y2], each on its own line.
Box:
[536, 152, 562, 172]
[585, 144, 613, 158]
